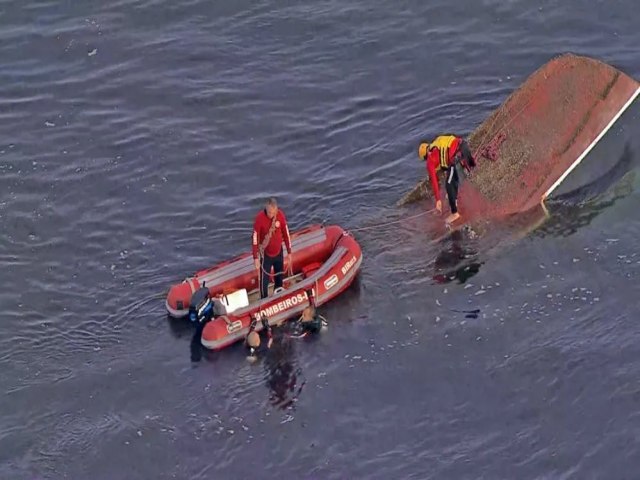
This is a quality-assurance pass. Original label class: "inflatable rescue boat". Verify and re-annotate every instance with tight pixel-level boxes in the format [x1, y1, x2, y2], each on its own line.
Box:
[166, 224, 362, 350]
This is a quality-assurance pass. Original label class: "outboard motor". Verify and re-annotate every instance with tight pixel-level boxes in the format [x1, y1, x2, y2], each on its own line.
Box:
[188, 283, 214, 324]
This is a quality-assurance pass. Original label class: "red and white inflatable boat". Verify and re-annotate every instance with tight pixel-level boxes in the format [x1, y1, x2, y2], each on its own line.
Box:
[166, 224, 362, 350]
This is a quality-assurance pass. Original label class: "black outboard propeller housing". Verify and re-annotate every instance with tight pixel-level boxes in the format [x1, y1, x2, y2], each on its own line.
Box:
[188, 282, 214, 324]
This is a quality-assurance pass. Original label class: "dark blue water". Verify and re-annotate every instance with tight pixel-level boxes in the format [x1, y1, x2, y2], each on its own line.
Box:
[1, 1, 639, 478]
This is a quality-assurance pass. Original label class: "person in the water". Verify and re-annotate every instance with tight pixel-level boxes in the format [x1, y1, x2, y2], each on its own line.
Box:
[298, 305, 325, 335]
[245, 313, 273, 360]
[245, 290, 326, 361]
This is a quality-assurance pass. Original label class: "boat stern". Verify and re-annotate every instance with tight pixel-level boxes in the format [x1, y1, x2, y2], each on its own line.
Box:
[166, 278, 199, 318]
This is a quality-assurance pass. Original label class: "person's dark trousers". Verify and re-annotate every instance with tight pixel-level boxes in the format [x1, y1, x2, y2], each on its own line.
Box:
[260, 250, 284, 299]
[445, 165, 460, 214]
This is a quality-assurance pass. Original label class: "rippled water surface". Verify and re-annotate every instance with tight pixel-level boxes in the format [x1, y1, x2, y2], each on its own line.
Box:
[1, 0, 640, 478]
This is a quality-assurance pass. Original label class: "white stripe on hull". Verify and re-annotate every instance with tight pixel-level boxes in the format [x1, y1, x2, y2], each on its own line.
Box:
[542, 85, 640, 200]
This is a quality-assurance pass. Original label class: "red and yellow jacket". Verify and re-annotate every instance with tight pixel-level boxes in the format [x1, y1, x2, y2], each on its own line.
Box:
[425, 135, 462, 202]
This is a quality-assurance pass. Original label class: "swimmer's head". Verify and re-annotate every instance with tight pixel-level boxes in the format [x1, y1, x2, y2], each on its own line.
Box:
[247, 331, 260, 348]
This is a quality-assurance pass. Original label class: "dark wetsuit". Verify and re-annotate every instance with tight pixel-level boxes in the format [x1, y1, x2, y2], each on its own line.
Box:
[246, 315, 273, 357]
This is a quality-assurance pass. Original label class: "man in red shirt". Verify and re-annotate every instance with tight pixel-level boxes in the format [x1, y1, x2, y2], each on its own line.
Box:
[418, 134, 476, 224]
[252, 198, 293, 299]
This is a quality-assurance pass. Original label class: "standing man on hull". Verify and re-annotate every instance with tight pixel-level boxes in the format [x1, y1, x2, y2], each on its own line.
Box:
[418, 134, 477, 224]
[252, 197, 293, 299]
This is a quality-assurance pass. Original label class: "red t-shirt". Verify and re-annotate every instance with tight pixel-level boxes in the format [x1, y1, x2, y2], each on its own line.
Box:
[252, 209, 292, 258]
[426, 137, 461, 202]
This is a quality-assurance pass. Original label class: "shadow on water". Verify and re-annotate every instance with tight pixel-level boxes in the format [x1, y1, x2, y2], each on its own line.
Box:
[165, 315, 221, 363]
[535, 173, 636, 239]
[178, 276, 361, 402]
[534, 141, 637, 237]
[548, 142, 637, 202]
[166, 314, 193, 339]
[180, 313, 307, 410]
[425, 150, 637, 287]
[262, 330, 306, 411]
[430, 228, 484, 285]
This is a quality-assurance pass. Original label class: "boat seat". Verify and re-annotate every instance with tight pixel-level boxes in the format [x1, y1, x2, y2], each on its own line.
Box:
[220, 288, 250, 314]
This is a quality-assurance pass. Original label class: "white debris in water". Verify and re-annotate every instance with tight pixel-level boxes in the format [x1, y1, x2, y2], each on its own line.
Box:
[539, 264, 546, 269]
[435, 316, 440, 323]
[573, 258, 580, 263]
[88, 48, 97, 56]
[436, 299, 441, 306]
[281, 415, 294, 424]
[475, 289, 486, 296]
[606, 238, 619, 243]
[464, 284, 474, 289]
[45, 121, 55, 127]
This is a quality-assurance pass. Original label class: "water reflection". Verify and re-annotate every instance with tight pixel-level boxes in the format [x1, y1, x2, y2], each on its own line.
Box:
[431, 229, 483, 285]
[262, 329, 305, 411]
[537, 142, 637, 237]
[534, 171, 635, 239]
[166, 314, 194, 339]
[190, 321, 206, 363]
[183, 313, 306, 408]
[548, 142, 636, 201]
